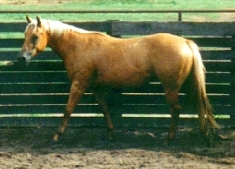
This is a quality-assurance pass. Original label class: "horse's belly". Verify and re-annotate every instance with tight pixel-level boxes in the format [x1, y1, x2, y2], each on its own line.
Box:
[96, 69, 150, 87]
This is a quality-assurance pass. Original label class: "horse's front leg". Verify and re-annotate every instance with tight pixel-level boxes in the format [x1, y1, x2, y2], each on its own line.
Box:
[93, 86, 114, 140]
[53, 80, 86, 141]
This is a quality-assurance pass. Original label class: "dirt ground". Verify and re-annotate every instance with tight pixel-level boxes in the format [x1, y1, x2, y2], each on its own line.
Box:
[0, 127, 234, 169]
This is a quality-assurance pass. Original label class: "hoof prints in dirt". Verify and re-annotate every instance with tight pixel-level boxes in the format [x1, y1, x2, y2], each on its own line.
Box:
[0, 128, 235, 169]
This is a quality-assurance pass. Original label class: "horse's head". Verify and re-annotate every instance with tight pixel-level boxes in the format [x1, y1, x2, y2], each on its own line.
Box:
[18, 15, 48, 62]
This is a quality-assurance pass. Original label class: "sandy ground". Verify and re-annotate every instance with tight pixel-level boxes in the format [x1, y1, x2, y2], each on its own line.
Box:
[0, 127, 234, 169]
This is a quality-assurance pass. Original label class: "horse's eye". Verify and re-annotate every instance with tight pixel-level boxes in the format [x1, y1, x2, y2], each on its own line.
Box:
[31, 35, 38, 44]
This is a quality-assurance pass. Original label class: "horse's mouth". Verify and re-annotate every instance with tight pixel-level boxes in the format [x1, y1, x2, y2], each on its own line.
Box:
[18, 56, 27, 62]
[17, 52, 31, 66]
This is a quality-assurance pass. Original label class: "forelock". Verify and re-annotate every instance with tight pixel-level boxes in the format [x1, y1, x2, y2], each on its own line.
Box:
[25, 19, 49, 33]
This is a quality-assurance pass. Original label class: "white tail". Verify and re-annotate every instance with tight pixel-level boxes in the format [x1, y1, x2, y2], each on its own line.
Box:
[186, 40, 220, 133]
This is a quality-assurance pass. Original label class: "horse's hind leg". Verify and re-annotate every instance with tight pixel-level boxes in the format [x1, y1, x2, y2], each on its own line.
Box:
[53, 80, 85, 141]
[93, 86, 114, 140]
[165, 89, 181, 140]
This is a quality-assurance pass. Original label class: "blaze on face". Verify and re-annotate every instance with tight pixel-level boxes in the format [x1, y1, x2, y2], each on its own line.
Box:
[18, 16, 48, 63]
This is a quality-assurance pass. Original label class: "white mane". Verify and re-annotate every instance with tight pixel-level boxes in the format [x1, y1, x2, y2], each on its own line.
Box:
[26, 19, 91, 38]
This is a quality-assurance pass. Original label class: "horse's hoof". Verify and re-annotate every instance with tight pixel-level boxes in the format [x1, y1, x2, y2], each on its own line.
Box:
[208, 128, 233, 141]
[108, 135, 113, 141]
[53, 134, 59, 141]
[53, 131, 62, 141]
[168, 133, 176, 140]
[214, 133, 232, 141]
[206, 135, 214, 147]
[108, 132, 113, 141]
[163, 137, 176, 146]
[107, 128, 114, 141]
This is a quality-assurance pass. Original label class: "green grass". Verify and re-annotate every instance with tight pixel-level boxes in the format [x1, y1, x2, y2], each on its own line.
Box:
[1, 0, 235, 39]
[0, 0, 235, 22]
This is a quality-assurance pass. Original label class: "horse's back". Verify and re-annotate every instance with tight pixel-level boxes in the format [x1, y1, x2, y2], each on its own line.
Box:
[92, 35, 152, 87]
[91, 33, 194, 89]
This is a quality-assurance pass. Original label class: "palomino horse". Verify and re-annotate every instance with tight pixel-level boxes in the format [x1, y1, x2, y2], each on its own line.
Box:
[19, 16, 220, 144]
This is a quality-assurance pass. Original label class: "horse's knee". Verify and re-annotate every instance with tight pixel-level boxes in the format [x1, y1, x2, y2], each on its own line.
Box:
[65, 106, 73, 115]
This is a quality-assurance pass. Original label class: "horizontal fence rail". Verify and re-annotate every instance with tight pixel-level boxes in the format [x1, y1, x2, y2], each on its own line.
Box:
[0, 12, 234, 128]
[1, 9, 235, 21]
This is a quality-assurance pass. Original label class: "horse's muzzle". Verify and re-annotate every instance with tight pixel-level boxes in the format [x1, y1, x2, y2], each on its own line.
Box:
[17, 56, 27, 62]
[18, 50, 32, 63]
[17, 52, 30, 66]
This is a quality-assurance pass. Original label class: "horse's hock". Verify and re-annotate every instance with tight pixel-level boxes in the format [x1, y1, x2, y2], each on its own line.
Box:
[0, 14, 234, 130]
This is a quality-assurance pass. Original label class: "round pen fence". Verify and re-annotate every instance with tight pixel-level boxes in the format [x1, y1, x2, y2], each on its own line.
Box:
[0, 10, 234, 128]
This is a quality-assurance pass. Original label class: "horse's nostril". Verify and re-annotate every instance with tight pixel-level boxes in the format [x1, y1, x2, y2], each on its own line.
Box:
[18, 56, 26, 62]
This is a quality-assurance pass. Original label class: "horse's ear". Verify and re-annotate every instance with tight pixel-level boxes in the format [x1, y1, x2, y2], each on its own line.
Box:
[26, 15, 32, 23]
[36, 16, 42, 27]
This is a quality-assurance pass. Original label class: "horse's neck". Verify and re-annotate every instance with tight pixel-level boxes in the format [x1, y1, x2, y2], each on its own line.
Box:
[48, 28, 83, 60]
[46, 23, 106, 59]
[47, 33, 69, 58]
[47, 22, 66, 39]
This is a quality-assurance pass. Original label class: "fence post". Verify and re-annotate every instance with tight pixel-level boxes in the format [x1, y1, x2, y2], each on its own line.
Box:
[104, 20, 123, 119]
[178, 11, 182, 21]
[106, 20, 121, 38]
[230, 35, 235, 127]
